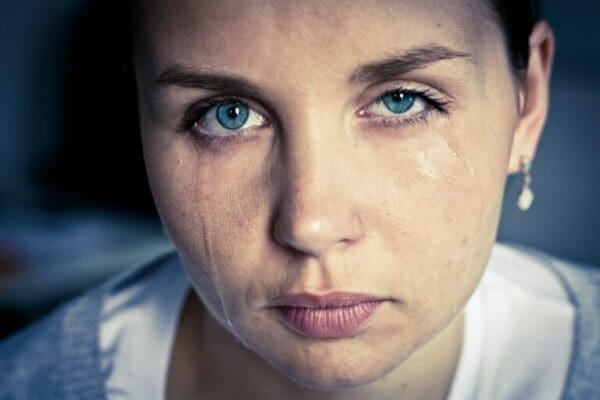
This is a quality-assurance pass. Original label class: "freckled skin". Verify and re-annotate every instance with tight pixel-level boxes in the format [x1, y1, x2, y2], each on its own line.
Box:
[134, 0, 552, 398]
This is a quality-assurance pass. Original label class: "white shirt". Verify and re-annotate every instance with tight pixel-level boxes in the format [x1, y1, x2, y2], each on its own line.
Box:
[447, 244, 574, 400]
[100, 243, 574, 399]
[100, 255, 190, 400]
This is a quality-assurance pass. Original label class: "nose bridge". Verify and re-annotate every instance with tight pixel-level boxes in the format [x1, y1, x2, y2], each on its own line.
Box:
[273, 106, 364, 257]
[286, 112, 338, 192]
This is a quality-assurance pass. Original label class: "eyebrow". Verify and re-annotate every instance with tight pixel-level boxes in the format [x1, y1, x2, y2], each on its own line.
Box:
[348, 45, 472, 85]
[155, 45, 471, 93]
[155, 65, 264, 97]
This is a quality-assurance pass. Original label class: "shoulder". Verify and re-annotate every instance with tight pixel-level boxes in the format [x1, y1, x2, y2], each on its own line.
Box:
[538, 251, 600, 399]
[0, 283, 105, 399]
[488, 243, 600, 302]
[0, 250, 180, 400]
[490, 243, 600, 399]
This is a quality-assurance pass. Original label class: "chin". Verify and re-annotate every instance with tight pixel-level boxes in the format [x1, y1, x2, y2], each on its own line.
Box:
[232, 307, 423, 391]
[279, 357, 398, 390]
[258, 338, 407, 391]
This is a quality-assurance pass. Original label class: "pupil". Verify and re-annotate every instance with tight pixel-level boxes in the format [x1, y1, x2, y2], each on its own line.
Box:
[228, 106, 240, 118]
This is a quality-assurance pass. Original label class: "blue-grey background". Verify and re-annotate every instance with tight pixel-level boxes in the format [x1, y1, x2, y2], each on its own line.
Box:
[497, 0, 600, 266]
[0, 1, 598, 336]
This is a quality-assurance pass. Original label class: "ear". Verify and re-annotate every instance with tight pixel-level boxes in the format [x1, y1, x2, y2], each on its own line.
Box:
[507, 21, 555, 173]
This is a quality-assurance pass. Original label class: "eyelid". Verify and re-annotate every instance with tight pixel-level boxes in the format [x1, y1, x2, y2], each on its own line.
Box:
[354, 79, 453, 114]
[356, 91, 451, 125]
[179, 94, 272, 133]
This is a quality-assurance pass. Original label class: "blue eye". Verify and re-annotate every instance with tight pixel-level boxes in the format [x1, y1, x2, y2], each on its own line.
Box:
[381, 91, 416, 114]
[362, 89, 430, 121]
[216, 102, 250, 130]
[186, 98, 268, 141]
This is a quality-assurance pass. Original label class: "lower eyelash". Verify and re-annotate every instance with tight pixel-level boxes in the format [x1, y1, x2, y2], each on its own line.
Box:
[191, 129, 262, 150]
[369, 110, 432, 129]
[194, 132, 243, 147]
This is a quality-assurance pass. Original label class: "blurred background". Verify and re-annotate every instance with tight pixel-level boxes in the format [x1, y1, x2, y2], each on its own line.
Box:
[0, 0, 598, 338]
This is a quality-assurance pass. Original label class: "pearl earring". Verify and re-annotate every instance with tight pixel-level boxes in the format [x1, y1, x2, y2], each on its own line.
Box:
[517, 157, 534, 211]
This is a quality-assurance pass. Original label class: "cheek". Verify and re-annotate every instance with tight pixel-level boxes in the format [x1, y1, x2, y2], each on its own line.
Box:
[143, 132, 272, 296]
[370, 117, 511, 319]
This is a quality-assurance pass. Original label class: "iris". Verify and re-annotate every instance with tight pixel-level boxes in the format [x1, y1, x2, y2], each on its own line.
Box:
[381, 91, 416, 114]
[216, 102, 250, 130]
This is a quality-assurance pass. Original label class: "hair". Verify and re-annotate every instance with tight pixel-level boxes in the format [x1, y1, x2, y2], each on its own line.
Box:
[488, 0, 541, 73]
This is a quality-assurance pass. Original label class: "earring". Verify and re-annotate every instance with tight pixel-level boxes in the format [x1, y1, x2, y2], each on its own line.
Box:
[517, 157, 534, 211]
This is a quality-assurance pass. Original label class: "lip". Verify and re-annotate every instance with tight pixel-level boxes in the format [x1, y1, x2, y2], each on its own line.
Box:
[272, 292, 386, 338]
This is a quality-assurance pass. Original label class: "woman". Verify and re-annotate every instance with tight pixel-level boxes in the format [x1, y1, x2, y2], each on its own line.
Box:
[1, 0, 598, 399]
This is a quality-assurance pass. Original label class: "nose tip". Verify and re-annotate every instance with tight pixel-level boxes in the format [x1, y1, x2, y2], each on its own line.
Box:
[271, 113, 365, 258]
[273, 203, 364, 257]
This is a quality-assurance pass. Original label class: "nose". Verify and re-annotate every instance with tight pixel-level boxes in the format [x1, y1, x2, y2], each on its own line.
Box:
[272, 123, 365, 258]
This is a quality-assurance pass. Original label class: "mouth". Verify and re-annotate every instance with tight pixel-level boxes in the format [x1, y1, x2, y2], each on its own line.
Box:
[272, 292, 386, 339]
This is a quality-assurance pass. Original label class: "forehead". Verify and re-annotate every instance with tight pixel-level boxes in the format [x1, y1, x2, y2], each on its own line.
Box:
[134, 0, 497, 86]
[135, 0, 504, 102]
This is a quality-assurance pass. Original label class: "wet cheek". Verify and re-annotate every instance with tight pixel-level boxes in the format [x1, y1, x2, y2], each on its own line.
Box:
[407, 126, 504, 305]
[370, 128, 491, 310]
[379, 131, 481, 243]
[190, 185, 259, 265]
[147, 144, 265, 280]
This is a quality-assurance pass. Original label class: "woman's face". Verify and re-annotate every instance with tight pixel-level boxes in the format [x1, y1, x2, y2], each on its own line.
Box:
[137, 0, 523, 389]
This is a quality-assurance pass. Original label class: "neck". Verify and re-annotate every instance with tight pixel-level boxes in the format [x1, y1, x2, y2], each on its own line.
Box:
[168, 292, 464, 400]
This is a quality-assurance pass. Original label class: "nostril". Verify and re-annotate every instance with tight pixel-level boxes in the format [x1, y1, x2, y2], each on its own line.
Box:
[272, 215, 319, 256]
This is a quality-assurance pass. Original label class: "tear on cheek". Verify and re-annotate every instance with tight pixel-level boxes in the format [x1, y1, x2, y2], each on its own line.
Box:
[410, 133, 458, 180]
[414, 150, 441, 178]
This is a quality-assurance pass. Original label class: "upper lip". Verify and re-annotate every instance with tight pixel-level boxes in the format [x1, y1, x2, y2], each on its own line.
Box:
[271, 292, 386, 308]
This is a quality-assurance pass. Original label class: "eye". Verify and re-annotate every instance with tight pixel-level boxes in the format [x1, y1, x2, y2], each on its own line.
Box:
[356, 87, 451, 129]
[186, 98, 268, 138]
[367, 90, 426, 118]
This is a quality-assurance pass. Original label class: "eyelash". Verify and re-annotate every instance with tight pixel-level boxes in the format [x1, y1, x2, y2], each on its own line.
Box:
[179, 95, 253, 147]
[179, 87, 452, 146]
[358, 88, 451, 128]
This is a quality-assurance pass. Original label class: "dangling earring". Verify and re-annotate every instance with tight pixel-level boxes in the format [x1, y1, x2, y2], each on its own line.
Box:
[517, 157, 534, 211]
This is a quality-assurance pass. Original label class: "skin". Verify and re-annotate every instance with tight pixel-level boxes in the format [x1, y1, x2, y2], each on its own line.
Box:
[133, 1, 554, 398]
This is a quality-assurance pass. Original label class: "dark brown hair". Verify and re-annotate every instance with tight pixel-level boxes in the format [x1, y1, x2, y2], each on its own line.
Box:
[489, 0, 541, 73]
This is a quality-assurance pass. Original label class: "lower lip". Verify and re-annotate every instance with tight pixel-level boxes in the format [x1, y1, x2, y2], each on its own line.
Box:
[276, 301, 383, 338]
